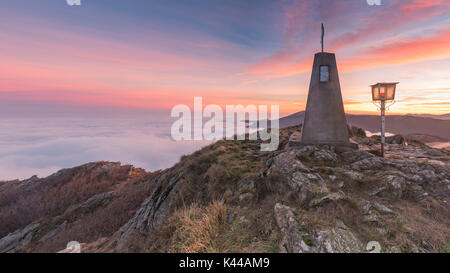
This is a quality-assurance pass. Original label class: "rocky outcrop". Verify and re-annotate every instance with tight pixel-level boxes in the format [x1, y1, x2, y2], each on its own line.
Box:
[350, 153, 450, 202]
[348, 125, 366, 138]
[314, 220, 364, 253]
[274, 203, 363, 253]
[0, 223, 40, 253]
[116, 170, 183, 251]
[274, 203, 312, 253]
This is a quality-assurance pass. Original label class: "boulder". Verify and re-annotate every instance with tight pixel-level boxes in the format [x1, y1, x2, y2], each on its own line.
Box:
[314, 220, 364, 253]
[296, 146, 339, 165]
[290, 172, 328, 206]
[274, 203, 312, 253]
[309, 191, 345, 207]
[269, 151, 308, 174]
[386, 135, 405, 145]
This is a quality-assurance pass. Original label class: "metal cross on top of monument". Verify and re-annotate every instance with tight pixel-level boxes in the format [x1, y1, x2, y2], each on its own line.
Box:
[294, 23, 357, 149]
[321, 23, 324, 53]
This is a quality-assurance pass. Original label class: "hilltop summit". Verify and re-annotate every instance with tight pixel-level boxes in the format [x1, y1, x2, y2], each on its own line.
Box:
[0, 125, 449, 253]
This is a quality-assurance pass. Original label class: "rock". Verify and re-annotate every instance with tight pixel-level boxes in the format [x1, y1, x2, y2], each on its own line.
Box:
[343, 170, 363, 181]
[269, 149, 330, 206]
[309, 191, 345, 207]
[406, 183, 428, 201]
[269, 151, 308, 174]
[238, 192, 254, 202]
[421, 169, 438, 183]
[386, 246, 402, 253]
[372, 202, 396, 216]
[81, 192, 116, 210]
[0, 180, 20, 192]
[369, 185, 386, 196]
[386, 135, 405, 145]
[0, 223, 40, 253]
[223, 189, 233, 201]
[348, 126, 366, 138]
[362, 213, 379, 224]
[40, 221, 67, 242]
[364, 201, 395, 215]
[338, 149, 374, 164]
[265, 157, 273, 168]
[295, 145, 339, 164]
[314, 220, 364, 253]
[237, 178, 255, 192]
[116, 171, 182, 251]
[351, 137, 371, 145]
[274, 204, 364, 253]
[375, 172, 406, 198]
[59, 191, 117, 219]
[290, 172, 328, 206]
[313, 149, 339, 164]
[362, 201, 396, 225]
[351, 157, 384, 171]
[273, 203, 312, 253]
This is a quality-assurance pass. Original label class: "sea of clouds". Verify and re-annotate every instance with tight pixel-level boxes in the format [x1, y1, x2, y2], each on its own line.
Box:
[0, 117, 211, 180]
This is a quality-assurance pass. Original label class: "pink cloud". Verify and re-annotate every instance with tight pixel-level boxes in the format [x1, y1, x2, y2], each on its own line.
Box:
[340, 28, 450, 72]
[244, 0, 450, 80]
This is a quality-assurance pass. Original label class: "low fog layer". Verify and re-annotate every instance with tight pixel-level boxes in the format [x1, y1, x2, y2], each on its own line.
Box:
[0, 117, 211, 180]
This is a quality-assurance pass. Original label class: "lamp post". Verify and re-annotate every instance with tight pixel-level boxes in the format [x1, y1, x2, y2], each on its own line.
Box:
[371, 82, 399, 157]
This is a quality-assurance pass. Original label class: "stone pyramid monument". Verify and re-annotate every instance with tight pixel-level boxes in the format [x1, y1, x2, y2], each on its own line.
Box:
[300, 24, 355, 148]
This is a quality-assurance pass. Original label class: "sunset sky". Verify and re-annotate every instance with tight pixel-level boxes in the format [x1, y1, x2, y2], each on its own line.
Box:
[1, 0, 449, 116]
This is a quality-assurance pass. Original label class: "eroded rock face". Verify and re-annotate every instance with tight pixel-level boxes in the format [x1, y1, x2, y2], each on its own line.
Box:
[351, 156, 450, 202]
[375, 171, 406, 198]
[268, 149, 330, 206]
[0, 223, 40, 253]
[116, 171, 182, 251]
[314, 220, 364, 253]
[386, 135, 406, 145]
[290, 172, 329, 206]
[296, 145, 339, 165]
[274, 203, 312, 253]
[309, 191, 345, 207]
[269, 150, 308, 174]
[274, 203, 363, 253]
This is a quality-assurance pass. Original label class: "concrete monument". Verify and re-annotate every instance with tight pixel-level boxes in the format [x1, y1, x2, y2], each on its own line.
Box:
[300, 24, 355, 148]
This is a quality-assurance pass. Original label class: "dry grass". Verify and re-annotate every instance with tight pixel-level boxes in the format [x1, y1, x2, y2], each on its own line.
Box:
[387, 198, 450, 252]
[167, 201, 227, 253]
[142, 200, 280, 253]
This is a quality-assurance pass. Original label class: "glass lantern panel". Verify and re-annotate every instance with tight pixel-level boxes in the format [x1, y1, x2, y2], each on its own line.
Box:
[386, 85, 396, 100]
[372, 85, 380, 100]
[379, 85, 386, 99]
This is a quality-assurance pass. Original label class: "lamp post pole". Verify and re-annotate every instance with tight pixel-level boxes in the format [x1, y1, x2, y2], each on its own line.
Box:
[380, 97, 385, 158]
[372, 82, 398, 158]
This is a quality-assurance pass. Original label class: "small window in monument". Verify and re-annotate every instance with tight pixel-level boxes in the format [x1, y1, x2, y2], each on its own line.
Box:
[320, 65, 329, 82]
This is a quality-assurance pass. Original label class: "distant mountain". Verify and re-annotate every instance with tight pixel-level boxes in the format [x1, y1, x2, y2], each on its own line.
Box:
[406, 113, 450, 120]
[405, 134, 448, 143]
[279, 112, 450, 141]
